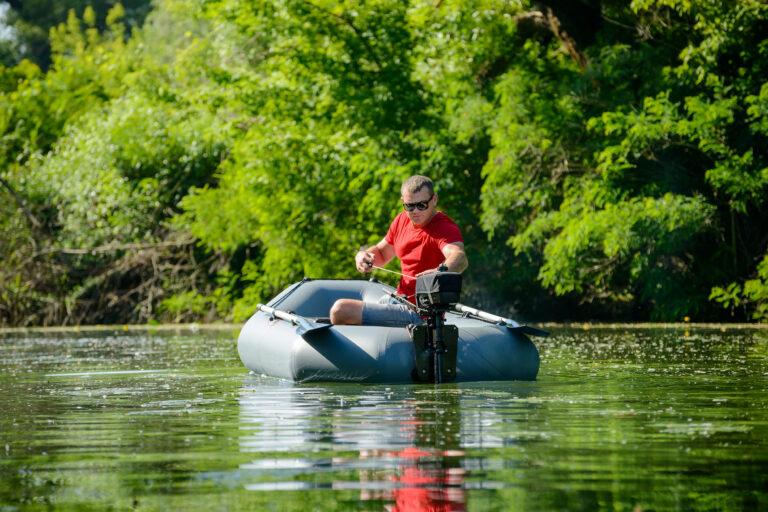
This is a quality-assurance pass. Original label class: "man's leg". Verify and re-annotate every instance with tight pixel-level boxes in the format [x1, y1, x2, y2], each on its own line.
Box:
[331, 300, 423, 326]
[330, 299, 364, 325]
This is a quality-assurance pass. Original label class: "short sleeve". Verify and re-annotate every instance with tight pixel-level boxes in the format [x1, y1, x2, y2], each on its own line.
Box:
[435, 216, 463, 249]
[385, 213, 401, 245]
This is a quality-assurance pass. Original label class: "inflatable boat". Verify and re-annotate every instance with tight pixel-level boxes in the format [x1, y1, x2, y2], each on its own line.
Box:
[237, 278, 544, 383]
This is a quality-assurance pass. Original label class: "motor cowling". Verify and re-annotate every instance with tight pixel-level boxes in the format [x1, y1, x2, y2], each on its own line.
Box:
[415, 271, 462, 311]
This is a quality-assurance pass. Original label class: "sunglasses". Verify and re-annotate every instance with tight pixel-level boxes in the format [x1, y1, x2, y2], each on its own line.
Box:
[403, 194, 434, 212]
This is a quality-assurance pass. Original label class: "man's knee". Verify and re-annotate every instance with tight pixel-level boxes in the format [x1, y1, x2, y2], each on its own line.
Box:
[330, 299, 363, 325]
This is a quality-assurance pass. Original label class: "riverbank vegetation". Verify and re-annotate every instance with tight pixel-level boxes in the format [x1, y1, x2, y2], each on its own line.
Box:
[1, 0, 766, 326]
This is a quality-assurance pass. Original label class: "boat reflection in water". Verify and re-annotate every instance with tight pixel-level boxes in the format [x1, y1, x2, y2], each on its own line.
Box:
[238, 375, 467, 510]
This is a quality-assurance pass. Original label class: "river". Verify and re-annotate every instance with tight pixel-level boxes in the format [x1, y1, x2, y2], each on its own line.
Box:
[1, 325, 766, 510]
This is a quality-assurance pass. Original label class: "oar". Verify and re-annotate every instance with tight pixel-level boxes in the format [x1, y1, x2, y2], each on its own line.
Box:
[257, 304, 332, 339]
[453, 303, 549, 337]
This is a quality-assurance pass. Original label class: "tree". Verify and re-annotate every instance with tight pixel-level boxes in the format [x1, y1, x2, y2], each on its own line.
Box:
[2, 0, 767, 325]
[0, 0, 151, 67]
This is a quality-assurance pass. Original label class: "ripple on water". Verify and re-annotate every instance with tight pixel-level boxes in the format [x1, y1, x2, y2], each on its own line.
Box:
[0, 327, 766, 511]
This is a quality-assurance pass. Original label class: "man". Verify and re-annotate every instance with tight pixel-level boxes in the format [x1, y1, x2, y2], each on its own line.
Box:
[330, 175, 468, 326]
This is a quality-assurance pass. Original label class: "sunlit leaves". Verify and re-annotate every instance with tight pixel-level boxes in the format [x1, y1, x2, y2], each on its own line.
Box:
[30, 92, 228, 248]
[711, 255, 768, 321]
[534, 194, 714, 314]
[2, 0, 768, 324]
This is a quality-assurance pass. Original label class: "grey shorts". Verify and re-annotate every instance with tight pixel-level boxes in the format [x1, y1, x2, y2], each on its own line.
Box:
[361, 302, 423, 327]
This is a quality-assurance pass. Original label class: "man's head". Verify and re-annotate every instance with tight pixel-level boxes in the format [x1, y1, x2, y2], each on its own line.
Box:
[401, 175, 437, 227]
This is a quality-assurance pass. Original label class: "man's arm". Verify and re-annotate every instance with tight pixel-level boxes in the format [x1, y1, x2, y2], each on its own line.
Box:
[355, 238, 396, 273]
[441, 242, 468, 273]
[414, 242, 468, 276]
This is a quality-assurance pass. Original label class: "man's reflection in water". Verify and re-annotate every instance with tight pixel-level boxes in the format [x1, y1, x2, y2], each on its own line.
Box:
[359, 389, 466, 512]
[238, 378, 468, 509]
[387, 445, 465, 512]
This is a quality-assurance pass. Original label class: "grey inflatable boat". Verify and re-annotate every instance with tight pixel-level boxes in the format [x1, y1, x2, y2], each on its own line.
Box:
[237, 278, 542, 383]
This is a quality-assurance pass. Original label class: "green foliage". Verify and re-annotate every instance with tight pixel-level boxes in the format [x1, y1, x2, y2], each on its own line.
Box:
[0, 2, 233, 325]
[475, 0, 768, 319]
[742, 258, 768, 321]
[2, 0, 768, 324]
[531, 193, 714, 319]
[711, 255, 768, 321]
[177, 0, 449, 305]
[159, 270, 234, 322]
[0, 6, 131, 170]
[0, 0, 152, 68]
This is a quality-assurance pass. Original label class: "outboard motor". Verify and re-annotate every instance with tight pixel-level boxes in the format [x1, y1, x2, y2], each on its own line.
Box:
[415, 271, 462, 311]
[409, 270, 462, 383]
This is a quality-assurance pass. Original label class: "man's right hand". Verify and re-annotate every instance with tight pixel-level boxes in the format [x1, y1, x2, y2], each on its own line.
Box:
[355, 250, 374, 273]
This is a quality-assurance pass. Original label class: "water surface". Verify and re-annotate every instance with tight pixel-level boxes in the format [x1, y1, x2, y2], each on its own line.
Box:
[1, 326, 766, 510]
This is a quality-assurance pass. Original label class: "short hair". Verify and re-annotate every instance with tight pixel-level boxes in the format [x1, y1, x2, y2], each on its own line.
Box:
[401, 175, 434, 196]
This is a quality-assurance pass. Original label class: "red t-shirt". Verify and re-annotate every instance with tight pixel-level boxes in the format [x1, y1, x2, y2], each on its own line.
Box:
[385, 211, 463, 299]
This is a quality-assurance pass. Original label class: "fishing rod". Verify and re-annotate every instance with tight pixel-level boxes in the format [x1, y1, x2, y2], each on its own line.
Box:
[367, 265, 420, 302]
[369, 265, 414, 279]
[372, 265, 549, 337]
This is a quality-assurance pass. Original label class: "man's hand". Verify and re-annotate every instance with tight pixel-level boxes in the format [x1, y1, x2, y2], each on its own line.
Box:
[355, 239, 396, 274]
[355, 250, 374, 273]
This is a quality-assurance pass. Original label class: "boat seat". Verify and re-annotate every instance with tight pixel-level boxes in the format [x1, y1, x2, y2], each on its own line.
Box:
[271, 279, 395, 318]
